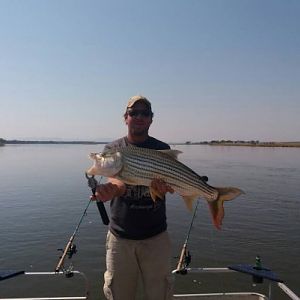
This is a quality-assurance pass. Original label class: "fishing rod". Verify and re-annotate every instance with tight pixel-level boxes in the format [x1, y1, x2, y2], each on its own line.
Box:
[55, 174, 109, 273]
[175, 175, 208, 274]
[55, 199, 92, 273]
[175, 199, 199, 274]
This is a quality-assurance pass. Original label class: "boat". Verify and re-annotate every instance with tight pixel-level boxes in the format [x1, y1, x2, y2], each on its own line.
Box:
[1, 260, 299, 300]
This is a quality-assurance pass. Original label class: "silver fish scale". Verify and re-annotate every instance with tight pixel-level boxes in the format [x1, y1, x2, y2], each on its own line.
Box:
[117, 146, 217, 200]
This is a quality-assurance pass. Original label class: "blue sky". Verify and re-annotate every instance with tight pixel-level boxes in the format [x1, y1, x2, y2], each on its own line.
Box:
[0, 0, 299, 142]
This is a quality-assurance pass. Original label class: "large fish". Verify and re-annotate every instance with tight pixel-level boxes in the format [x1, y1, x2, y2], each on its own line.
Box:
[87, 145, 244, 229]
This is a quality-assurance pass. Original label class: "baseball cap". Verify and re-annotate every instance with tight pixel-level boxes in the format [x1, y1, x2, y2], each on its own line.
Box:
[126, 95, 152, 111]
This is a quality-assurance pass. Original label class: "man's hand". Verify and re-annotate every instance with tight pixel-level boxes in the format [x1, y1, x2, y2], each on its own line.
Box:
[151, 178, 174, 196]
[91, 179, 126, 202]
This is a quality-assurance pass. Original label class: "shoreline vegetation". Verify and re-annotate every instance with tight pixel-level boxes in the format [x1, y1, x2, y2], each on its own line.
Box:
[0, 139, 104, 145]
[177, 140, 300, 147]
[1, 138, 299, 147]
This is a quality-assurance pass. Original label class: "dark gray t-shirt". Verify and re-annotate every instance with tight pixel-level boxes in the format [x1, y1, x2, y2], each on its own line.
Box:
[104, 136, 170, 240]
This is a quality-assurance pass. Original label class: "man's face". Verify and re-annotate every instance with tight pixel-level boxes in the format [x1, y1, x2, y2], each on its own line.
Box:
[125, 102, 153, 136]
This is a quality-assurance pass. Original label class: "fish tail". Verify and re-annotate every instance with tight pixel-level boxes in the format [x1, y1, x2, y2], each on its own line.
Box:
[206, 187, 244, 230]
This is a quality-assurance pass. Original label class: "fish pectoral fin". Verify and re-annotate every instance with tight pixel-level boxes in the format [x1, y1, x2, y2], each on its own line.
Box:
[182, 195, 198, 211]
[149, 187, 164, 202]
[158, 149, 182, 160]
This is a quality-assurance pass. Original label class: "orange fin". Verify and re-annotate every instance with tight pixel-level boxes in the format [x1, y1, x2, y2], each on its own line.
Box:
[149, 187, 164, 202]
[206, 187, 244, 230]
[182, 195, 198, 211]
[207, 201, 224, 230]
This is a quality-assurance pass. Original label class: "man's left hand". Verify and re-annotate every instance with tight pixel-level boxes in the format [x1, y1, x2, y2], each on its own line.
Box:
[151, 178, 174, 196]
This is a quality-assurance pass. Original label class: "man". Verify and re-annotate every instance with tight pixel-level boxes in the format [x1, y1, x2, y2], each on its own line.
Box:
[94, 95, 174, 300]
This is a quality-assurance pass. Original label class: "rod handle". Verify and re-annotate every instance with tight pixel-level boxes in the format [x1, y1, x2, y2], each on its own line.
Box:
[96, 201, 109, 225]
[55, 239, 72, 272]
[176, 244, 187, 273]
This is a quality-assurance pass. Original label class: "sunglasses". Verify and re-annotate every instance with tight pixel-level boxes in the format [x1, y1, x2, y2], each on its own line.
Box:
[127, 109, 152, 118]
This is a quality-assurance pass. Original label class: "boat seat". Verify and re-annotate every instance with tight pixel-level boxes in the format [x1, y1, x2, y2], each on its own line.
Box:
[228, 264, 283, 282]
[0, 270, 24, 281]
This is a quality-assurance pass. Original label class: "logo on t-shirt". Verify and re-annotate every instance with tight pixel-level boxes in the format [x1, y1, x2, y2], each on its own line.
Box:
[122, 185, 164, 211]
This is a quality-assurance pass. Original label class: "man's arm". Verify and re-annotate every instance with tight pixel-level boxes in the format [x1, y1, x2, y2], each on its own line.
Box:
[93, 178, 173, 202]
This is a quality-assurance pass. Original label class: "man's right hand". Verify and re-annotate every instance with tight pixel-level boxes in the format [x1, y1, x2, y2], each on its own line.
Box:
[91, 179, 126, 202]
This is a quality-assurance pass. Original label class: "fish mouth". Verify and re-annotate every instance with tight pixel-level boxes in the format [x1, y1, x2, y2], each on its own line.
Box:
[89, 153, 98, 160]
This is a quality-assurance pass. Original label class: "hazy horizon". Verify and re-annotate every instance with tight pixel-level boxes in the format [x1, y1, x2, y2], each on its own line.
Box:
[2, 136, 299, 144]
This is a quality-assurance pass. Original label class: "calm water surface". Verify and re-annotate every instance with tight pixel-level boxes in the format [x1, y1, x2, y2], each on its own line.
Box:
[0, 144, 299, 299]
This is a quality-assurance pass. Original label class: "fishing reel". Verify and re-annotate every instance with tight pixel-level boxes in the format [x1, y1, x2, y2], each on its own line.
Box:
[67, 244, 77, 258]
[57, 244, 77, 259]
[56, 244, 77, 276]
[185, 250, 192, 267]
[180, 250, 192, 275]
[175, 247, 192, 275]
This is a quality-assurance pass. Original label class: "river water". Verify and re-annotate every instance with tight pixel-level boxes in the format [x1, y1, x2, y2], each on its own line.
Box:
[0, 144, 299, 299]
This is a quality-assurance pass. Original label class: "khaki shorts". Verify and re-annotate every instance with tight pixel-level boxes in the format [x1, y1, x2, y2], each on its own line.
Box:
[103, 230, 173, 300]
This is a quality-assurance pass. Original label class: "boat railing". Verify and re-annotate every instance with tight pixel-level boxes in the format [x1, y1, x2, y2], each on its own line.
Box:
[1, 266, 299, 300]
[0, 270, 89, 300]
[172, 267, 300, 300]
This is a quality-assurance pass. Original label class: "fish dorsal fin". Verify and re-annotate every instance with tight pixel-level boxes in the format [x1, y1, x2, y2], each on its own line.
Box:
[158, 149, 182, 160]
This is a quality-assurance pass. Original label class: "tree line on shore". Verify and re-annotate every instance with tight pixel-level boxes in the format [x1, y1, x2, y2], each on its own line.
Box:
[184, 140, 260, 145]
[1, 138, 299, 147]
[183, 140, 300, 147]
[0, 138, 105, 145]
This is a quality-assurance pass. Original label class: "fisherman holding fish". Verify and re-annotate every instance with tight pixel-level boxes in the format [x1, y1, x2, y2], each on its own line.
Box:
[91, 95, 175, 300]
[88, 95, 244, 299]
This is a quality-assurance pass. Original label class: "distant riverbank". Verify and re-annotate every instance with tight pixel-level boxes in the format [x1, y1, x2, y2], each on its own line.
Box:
[172, 141, 300, 147]
[1, 139, 300, 148]
[214, 142, 300, 147]
[1, 139, 107, 145]
[0, 138, 6, 146]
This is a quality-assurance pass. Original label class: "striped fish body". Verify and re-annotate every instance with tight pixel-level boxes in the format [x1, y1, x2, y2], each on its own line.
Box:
[87, 145, 244, 229]
[116, 146, 218, 201]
